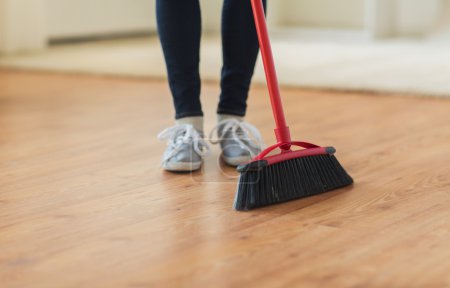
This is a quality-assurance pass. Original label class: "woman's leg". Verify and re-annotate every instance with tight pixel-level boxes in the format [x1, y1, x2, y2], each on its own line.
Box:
[218, 0, 267, 117]
[156, 0, 202, 120]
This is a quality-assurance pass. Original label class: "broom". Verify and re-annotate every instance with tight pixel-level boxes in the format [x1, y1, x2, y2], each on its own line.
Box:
[233, 0, 353, 211]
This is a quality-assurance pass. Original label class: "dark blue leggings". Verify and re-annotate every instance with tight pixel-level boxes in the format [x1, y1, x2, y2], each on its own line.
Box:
[156, 0, 267, 119]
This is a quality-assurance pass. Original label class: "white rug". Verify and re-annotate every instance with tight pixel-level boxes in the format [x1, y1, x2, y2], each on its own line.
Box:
[1, 36, 450, 97]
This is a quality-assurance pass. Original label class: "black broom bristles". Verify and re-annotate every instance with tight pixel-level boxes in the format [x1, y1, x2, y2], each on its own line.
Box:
[233, 154, 353, 211]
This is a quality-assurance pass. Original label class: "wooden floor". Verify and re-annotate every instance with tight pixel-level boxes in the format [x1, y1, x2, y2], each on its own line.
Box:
[1, 70, 450, 288]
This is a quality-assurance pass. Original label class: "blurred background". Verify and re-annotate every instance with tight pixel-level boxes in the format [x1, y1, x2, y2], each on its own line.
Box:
[1, 0, 450, 96]
[2, 3, 450, 287]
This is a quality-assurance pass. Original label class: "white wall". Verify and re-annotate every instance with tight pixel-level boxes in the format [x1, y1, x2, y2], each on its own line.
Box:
[199, 0, 222, 33]
[1, 0, 448, 54]
[395, 0, 441, 36]
[280, 0, 366, 29]
[44, 0, 155, 39]
[368, 0, 442, 38]
[0, 0, 47, 53]
[432, 0, 450, 39]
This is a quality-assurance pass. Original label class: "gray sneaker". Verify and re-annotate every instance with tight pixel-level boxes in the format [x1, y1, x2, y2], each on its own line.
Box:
[158, 124, 210, 172]
[210, 119, 264, 166]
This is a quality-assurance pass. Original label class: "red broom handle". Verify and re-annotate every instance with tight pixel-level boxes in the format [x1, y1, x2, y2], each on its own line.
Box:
[250, 0, 291, 145]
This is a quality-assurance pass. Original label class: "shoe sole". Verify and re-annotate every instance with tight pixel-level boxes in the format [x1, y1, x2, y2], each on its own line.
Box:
[163, 161, 202, 172]
[221, 155, 252, 167]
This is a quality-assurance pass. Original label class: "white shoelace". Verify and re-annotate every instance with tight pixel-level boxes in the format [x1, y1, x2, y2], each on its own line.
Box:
[209, 119, 265, 158]
[157, 124, 210, 163]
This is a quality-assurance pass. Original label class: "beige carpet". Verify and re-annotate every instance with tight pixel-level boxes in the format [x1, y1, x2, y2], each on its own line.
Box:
[1, 36, 450, 97]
